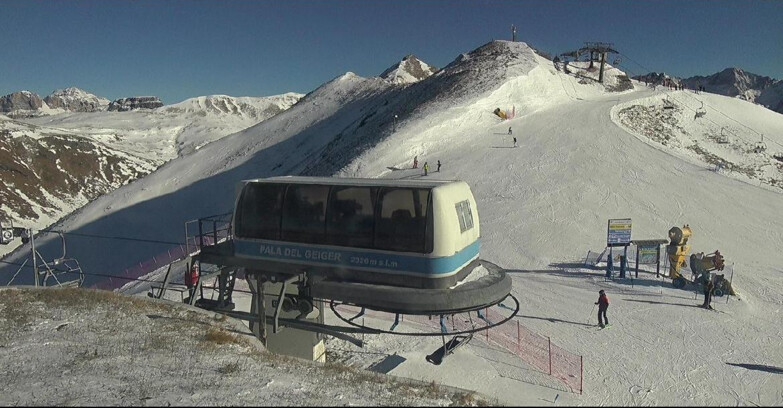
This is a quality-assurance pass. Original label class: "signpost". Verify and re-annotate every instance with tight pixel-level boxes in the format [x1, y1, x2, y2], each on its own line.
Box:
[607, 218, 632, 246]
[606, 219, 632, 279]
[631, 239, 668, 278]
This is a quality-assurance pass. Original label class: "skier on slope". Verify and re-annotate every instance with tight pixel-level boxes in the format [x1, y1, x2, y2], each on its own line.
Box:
[423, 161, 429, 176]
[413, 156, 418, 169]
[595, 290, 610, 328]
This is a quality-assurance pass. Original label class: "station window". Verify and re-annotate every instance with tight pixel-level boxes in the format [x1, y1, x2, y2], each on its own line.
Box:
[326, 186, 378, 248]
[281, 184, 329, 243]
[375, 188, 430, 252]
[455, 200, 474, 233]
[235, 183, 285, 239]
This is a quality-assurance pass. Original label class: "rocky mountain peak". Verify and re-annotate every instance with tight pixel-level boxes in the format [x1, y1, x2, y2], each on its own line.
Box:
[44, 87, 110, 112]
[0, 91, 44, 113]
[380, 54, 437, 84]
[107, 96, 164, 112]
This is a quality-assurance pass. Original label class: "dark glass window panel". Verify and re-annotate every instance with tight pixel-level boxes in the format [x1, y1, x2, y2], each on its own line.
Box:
[235, 183, 285, 239]
[375, 188, 430, 252]
[281, 184, 329, 243]
[327, 186, 377, 248]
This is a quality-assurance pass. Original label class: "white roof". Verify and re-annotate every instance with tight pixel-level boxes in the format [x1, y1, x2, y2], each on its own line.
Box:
[241, 176, 458, 189]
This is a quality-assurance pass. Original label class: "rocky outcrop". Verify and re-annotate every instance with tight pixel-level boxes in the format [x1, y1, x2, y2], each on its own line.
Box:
[380, 55, 437, 84]
[0, 91, 44, 112]
[107, 96, 164, 112]
[44, 87, 110, 112]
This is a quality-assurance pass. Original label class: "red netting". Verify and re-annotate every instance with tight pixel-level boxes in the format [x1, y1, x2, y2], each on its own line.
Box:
[335, 305, 583, 393]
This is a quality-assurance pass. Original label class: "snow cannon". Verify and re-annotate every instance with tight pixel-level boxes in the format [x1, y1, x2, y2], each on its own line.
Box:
[682, 251, 732, 295]
[691, 250, 725, 274]
[666, 225, 692, 280]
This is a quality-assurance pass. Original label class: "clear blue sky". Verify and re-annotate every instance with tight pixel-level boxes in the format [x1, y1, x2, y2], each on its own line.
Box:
[2, 0, 781, 104]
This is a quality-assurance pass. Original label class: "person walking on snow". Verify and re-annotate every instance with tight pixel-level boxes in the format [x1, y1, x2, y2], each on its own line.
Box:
[508, 127, 512, 135]
[595, 290, 609, 327]
[701, 269, 714, 309]
[423, 162, 429, 176]
[513, 137, 517, 147]
[413, 156, 418, 169]
[437, 160, 441, 172]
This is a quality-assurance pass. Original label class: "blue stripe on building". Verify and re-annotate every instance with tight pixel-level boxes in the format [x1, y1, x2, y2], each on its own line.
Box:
[233, 239, 480, 276]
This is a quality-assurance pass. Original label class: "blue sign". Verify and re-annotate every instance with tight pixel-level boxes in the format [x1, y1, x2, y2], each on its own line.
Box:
[233, 239, 480, 276]
[607, 218, 632, 246]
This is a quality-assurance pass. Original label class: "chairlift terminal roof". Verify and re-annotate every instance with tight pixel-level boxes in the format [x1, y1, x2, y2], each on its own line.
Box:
[241, 176, 460, 189]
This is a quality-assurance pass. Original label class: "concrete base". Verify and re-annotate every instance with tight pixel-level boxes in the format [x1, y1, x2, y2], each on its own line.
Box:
[247, 277, 326, 362]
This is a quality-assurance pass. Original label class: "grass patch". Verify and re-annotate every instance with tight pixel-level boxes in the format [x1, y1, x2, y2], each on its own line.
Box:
[424, 380, 442, 398]
[324, 360, 354, 375]
[0, 289, 37, 328]
[203, 327, 243, 346]
[74, 348, 100, 364]
[217, 361, 242, 374]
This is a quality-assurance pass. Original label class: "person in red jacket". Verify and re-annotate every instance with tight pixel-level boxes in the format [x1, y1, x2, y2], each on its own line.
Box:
[595, 290, 610, 328]
[185, 263, 199, 300]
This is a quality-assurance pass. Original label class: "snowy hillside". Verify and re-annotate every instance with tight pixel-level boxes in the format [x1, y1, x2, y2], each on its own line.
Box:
[0, 116, 158, 234]
[638, 68, 783, 114]
[0, 92, 303, 256]
[0, 287, 483, 406]
[2, 40, 783, 405]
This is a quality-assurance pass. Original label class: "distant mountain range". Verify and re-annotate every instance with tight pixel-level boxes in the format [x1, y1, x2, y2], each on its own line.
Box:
[633, 68, 783, 114]
[1, 87, 110, 116]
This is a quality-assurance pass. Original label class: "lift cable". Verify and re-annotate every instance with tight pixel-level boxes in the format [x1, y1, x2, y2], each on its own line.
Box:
[618, 51, 783, 151]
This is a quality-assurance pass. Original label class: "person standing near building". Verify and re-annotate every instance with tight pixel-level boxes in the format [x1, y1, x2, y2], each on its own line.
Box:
[185, 263, 199, 301]
[595, 290, 610, 328]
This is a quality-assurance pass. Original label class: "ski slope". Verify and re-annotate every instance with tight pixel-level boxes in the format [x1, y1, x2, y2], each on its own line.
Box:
[2, 41, 782, 405]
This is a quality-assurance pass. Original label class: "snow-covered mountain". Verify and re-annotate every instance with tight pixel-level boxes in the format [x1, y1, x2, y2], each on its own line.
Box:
[0, 92, 303, 245]
[162, 93, 302, 118]
[379, 54, 437, 84]
[2, 40, 783, 405]
[107, 96, 164, 111]
[682, 68, 776, 101]
[0, 116, 157, 229]
[1, 88, 110, 117]
[43, 87, 110, 112]
[636, 68, 783, 114]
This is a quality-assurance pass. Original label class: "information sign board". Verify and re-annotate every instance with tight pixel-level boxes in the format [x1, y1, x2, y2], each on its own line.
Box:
[607, 218, 632, 246]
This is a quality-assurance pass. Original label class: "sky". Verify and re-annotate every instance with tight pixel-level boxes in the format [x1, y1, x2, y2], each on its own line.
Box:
[2, 0, 782, 105]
